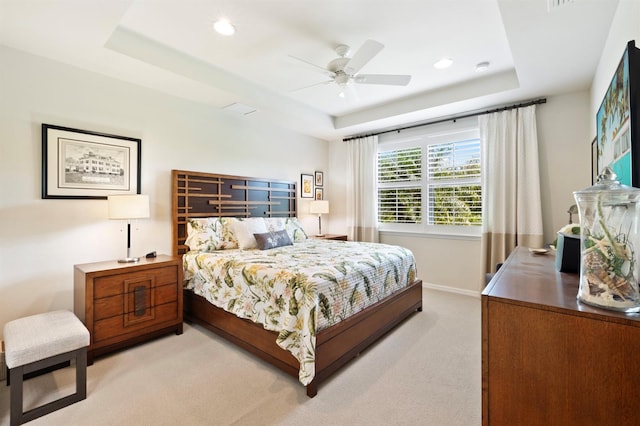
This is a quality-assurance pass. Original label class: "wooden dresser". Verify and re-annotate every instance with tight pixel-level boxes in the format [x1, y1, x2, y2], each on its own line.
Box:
[482, 246, 640, 425]
[74, 255, 183, 363]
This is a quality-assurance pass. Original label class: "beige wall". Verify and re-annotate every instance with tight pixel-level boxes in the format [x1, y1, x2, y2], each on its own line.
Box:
[537, 91, 591, 239]
[0, 46, 327, 339]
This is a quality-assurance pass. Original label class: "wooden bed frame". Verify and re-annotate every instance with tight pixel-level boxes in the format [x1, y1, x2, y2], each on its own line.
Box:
[172, 169, 423, 397]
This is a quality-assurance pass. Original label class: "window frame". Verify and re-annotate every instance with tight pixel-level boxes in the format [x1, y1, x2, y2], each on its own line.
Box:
[377, 119, 482, 237]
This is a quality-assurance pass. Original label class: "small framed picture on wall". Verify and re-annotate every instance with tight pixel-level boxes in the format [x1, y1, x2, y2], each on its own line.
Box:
[315, 187, 323, 200]
[301, 174, 314, 198]
[315, 171, 323, 187]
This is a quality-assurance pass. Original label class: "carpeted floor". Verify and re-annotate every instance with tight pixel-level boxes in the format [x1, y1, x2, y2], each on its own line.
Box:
[0, 288, 481, 425]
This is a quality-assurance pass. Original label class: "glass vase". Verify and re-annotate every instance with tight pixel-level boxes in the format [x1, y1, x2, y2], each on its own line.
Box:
[573, 167, 640, 312]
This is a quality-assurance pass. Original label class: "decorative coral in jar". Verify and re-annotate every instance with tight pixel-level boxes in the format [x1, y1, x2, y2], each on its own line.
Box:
[574, 167, 640, 312]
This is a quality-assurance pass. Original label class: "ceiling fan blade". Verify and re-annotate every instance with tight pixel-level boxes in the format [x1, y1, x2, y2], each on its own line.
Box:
[290, 80, 333, 92]
[288, 55, 331, 74]
[343, 40, 384, 75]
[354, 74, 411, 86]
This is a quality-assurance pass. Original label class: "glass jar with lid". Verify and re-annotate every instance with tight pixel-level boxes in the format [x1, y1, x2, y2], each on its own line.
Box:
[573, 167, 640, 312]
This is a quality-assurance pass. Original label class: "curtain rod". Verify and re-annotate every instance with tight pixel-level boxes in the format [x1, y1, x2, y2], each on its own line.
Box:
[342, 97, 547, 142]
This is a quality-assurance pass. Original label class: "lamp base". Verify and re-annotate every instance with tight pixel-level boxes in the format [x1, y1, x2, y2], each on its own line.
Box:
[315, 234, 325, 237]
[117, 257, 140, 263]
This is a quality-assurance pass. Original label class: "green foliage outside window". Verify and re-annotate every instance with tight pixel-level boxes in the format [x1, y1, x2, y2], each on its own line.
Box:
[378, 140, 482, 227]
[378, 147, 422, 223]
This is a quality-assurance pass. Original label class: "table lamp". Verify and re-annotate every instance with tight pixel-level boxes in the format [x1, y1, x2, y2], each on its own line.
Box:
[108, 194, 150, 263]
[310, 200, 329, 237]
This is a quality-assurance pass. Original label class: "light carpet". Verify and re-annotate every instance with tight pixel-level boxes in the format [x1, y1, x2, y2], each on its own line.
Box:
[0, 289, 481, 425]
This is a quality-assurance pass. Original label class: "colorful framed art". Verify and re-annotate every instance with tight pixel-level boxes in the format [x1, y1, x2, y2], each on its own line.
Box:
[596, 40, 640, 187]
[301, 173, 314, 198]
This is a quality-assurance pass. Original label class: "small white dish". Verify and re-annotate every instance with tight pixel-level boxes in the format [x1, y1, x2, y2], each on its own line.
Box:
[529, 248, 549, 255]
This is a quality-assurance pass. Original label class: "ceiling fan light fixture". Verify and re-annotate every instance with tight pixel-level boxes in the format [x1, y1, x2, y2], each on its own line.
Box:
[433, 57, 453, 69]
[475, 61, 490, 72]
[213, 18, 236, 36]
[289, 39, 412, 93]
[334, 71, 350, 86]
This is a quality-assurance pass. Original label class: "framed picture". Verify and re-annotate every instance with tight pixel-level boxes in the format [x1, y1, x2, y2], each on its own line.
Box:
[591, 137, 598, 184]
[315, 171, 324, 187]
[301, 173, 314, 198]
[596, 40, 640, 186]
[315, 187, 323, 200]
[42, 124, 141, 199]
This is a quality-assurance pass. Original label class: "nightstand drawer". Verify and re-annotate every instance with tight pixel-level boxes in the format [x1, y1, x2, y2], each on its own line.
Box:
[93, 301, 179, 342]
[93, 282, 179, 321]
[94, 266, 178, 299]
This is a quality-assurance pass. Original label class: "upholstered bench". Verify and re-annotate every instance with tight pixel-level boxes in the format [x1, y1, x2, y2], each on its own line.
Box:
[4, 310, 90, 425]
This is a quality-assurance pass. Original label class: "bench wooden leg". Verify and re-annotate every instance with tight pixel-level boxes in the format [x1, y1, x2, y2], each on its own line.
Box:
[9, 366, 24, 426]
[76, 348, 87, 401]
[9, 347, 87, 426]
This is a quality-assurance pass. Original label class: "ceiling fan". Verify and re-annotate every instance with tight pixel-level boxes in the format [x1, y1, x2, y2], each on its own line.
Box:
[290, 40, 412, 94]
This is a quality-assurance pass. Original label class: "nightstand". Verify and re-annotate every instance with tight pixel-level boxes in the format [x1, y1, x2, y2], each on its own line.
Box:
[73, 255, 183, 364]
[311, 234, 348, 241]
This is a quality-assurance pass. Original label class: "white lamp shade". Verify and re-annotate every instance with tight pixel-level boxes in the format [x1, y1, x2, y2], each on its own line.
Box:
[310, 200, 329, 214]
[108, 194, 150, 219]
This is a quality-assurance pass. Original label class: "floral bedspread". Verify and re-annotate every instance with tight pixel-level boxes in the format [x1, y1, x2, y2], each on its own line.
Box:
[183, 239, 417, 385]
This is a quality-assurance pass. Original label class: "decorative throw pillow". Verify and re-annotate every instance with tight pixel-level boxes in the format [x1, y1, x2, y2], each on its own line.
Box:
[231, 218, 268, 249]
[184, 217, 239, 252]
[284, 217, 308, 242]
[254, 230, 293, 250]
[217, 217, 239, 249]
[185, 217, 223, 252]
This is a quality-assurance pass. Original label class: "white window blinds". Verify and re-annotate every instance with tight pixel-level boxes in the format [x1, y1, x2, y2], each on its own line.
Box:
[427, 139, 481, 225]
[376, 119, 482, 235]
[378, 147, 422, 224]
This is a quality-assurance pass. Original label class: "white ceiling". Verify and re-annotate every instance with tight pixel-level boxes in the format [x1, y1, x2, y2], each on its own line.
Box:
[0, 0, 620, 140]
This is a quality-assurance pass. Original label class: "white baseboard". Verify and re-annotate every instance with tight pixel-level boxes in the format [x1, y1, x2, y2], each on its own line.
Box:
[422, 282, 481, 298]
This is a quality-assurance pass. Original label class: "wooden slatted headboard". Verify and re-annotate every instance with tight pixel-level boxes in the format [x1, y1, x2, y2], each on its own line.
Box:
[172, 170, 297, 256]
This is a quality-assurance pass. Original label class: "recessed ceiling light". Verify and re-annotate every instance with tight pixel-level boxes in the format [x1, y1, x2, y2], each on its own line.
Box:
[213, 18, 235, 36]
[475, 61, 490, 72]
[433, 57, 453, 69]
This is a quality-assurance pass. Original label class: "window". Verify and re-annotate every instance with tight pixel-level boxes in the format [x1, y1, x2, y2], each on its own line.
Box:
[378, 147, 422, 224]
[377, 120, 481, 235]
[427, 139, 481, 226]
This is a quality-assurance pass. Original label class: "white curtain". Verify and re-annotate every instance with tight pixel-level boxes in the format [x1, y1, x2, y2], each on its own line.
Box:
[346, 135, 379, 242]
[479, 105, 544, 275]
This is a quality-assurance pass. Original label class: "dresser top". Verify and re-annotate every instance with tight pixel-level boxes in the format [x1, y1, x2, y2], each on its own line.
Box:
[482, 246, 640, 324]
[74, 254, 178, 274]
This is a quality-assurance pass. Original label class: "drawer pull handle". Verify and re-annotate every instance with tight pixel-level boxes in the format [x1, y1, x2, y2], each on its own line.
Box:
[134, 286, 146, 316]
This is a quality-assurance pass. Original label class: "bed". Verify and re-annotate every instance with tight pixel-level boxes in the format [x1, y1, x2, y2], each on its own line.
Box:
[172, 170, 423, 397]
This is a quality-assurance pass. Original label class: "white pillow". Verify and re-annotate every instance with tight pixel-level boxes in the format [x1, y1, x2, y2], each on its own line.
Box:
[231, 218, 268, 249]
[264, 217, 286, 232]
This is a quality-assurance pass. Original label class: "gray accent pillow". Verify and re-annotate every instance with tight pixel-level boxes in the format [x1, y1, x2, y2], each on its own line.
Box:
[253, 230, 293, 250]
